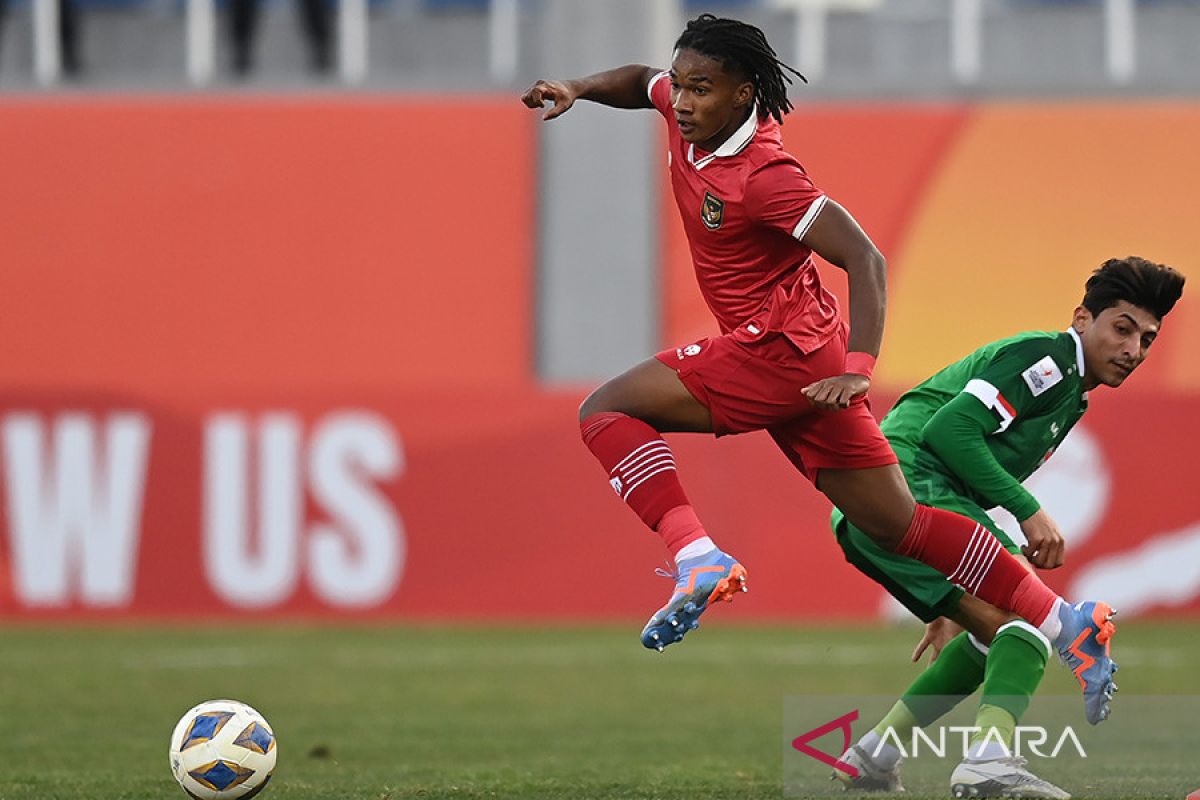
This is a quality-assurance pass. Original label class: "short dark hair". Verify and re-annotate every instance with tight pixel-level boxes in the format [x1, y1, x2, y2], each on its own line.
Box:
[674, 14, 806, 125]
[1081, 256, 1185, 321]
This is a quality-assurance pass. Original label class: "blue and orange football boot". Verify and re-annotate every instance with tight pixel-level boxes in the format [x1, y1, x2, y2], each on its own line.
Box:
[1054, 600, 1118, 725]
[640, 548, 747, 652]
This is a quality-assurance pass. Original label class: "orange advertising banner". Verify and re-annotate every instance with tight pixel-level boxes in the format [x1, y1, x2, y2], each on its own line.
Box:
[0, 99, 1196, 620]
[0, 98, 536, 398]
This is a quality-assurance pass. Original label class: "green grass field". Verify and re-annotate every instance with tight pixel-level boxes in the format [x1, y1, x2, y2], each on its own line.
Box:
[2, 622, 1197, 799]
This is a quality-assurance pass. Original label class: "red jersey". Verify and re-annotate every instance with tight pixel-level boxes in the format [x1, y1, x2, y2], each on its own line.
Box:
[648, 70, 841, 353]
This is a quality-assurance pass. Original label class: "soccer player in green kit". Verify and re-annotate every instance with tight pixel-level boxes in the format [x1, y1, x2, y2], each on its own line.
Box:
[831, 257, 1185, 797]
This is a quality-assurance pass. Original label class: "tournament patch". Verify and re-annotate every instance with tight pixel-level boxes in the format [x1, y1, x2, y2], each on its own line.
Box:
[1022, 356, 1063, 397]
[701, 192, 724, 230]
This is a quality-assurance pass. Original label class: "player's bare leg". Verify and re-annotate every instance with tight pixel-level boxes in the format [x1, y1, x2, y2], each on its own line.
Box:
[578, 358, 746, 651]
[947, 593, 1018, 647]
[816, 464, 915, 550]
[579, 357, 713, 432]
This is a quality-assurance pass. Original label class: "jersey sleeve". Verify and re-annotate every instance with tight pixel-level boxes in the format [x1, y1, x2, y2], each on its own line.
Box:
[959, 339, 1074, 435]
[647, 70, 672, 118]
[742, 161, 828, 242]
[922, 393, 1042, 521]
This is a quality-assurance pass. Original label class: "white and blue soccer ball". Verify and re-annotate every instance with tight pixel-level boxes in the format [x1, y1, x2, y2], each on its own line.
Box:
[169, 699, 277, 799]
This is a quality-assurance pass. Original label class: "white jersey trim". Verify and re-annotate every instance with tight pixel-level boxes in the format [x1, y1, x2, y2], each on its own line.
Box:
[689, 104, 759, 171]
[1066, 326, 1089, 399]
[963, 378, 1016, 433]
[647, 70, 670, 104]
[791, 195, 829, 241]
[997, 619, 1052, 659]
[1066, 326, 1085, 374]
[967, 633, 990, 655]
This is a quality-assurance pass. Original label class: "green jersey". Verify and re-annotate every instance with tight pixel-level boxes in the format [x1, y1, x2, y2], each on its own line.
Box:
[829, 328, 1089, 623]
[882, 328, 1088, 521]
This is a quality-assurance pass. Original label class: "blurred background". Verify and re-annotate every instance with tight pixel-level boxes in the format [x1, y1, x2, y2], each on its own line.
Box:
[1, 0, 1197, 625]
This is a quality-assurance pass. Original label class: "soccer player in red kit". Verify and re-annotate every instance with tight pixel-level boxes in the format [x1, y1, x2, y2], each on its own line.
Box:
[521, 14, 1115, 689]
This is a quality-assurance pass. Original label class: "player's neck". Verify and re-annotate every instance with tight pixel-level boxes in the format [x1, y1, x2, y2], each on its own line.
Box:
[697, 107, 755, 154]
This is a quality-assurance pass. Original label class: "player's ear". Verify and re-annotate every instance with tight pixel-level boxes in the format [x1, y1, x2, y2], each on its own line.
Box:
[1071, 305, 1093, 333]
[735, 81, 755, 108]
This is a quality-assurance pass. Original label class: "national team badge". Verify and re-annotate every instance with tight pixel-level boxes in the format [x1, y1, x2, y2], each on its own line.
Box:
[701, 192, 724, 230]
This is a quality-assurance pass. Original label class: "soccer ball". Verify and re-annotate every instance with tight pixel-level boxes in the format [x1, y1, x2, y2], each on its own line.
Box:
[168, 699, 277, 799]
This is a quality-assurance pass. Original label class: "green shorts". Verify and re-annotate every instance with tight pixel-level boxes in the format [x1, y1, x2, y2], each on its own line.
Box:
[831, 486, 1021, 623]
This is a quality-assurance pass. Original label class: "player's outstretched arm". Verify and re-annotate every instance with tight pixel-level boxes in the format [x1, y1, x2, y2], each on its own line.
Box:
[799, 200, 887, 411]
[521, 65, 659, 120]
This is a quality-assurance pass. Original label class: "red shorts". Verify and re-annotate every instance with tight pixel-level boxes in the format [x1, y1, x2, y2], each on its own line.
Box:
[655, 321, 898, 482]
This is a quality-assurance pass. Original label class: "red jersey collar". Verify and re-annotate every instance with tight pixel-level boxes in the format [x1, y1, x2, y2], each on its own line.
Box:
[688, 104, 758, 170]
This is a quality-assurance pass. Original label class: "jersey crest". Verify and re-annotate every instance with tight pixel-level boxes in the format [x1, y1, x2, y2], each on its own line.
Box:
[1022, 356, 1063, 397]
[700, 192, 724, 230]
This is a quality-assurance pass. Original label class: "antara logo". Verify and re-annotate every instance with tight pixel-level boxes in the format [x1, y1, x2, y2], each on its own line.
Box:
[791, 708, 1087, 776]
[791, 710, 859, 778]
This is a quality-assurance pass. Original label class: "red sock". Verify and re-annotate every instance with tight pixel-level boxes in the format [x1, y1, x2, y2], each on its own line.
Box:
[580, 412, 708, 556]
[657, 506, 707, 557]
[897, 504, 1059, 626]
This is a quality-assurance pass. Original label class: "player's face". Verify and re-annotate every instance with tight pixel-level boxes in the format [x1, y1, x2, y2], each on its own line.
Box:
[669, 48, 755, 153]
[1073, 300, 1160, 389]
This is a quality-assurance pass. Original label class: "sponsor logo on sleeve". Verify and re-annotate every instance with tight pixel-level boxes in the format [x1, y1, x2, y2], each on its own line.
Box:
[1022, 356, 1063, 397]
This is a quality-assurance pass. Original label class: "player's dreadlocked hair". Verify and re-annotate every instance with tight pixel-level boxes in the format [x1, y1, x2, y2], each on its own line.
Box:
[1082, 256, 1186, 320]
[674, 14, 806, 125]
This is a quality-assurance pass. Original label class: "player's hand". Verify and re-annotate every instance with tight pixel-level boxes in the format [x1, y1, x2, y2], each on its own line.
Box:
[1019, 508, 1066, 569]
[802, 373, 869, 411]
[912, 617, 964, 663]
[521, 79, 579, 121]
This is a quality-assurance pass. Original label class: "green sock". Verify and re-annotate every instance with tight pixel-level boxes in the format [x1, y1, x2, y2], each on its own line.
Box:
[968, 621, 1050, 759]
[968, 704, 1016, 755]
[872, 699, 920, 738]
[893, 632, 987, 730]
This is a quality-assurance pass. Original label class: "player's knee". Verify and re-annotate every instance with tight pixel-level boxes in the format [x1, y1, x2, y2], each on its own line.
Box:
[952, 596, 1017, 645]
[863, 526, 905, 552]
[967, 616, 1010, 648]
[818, 466, 915, 551]
[872, 501, 919, 551]
[578, 397, 593, 423]
[847, 511, 908, 551]
[578, 389, 611, 422]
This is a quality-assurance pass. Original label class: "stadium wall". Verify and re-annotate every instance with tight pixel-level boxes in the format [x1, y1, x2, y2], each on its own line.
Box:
[0, 98, 1196, 621]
